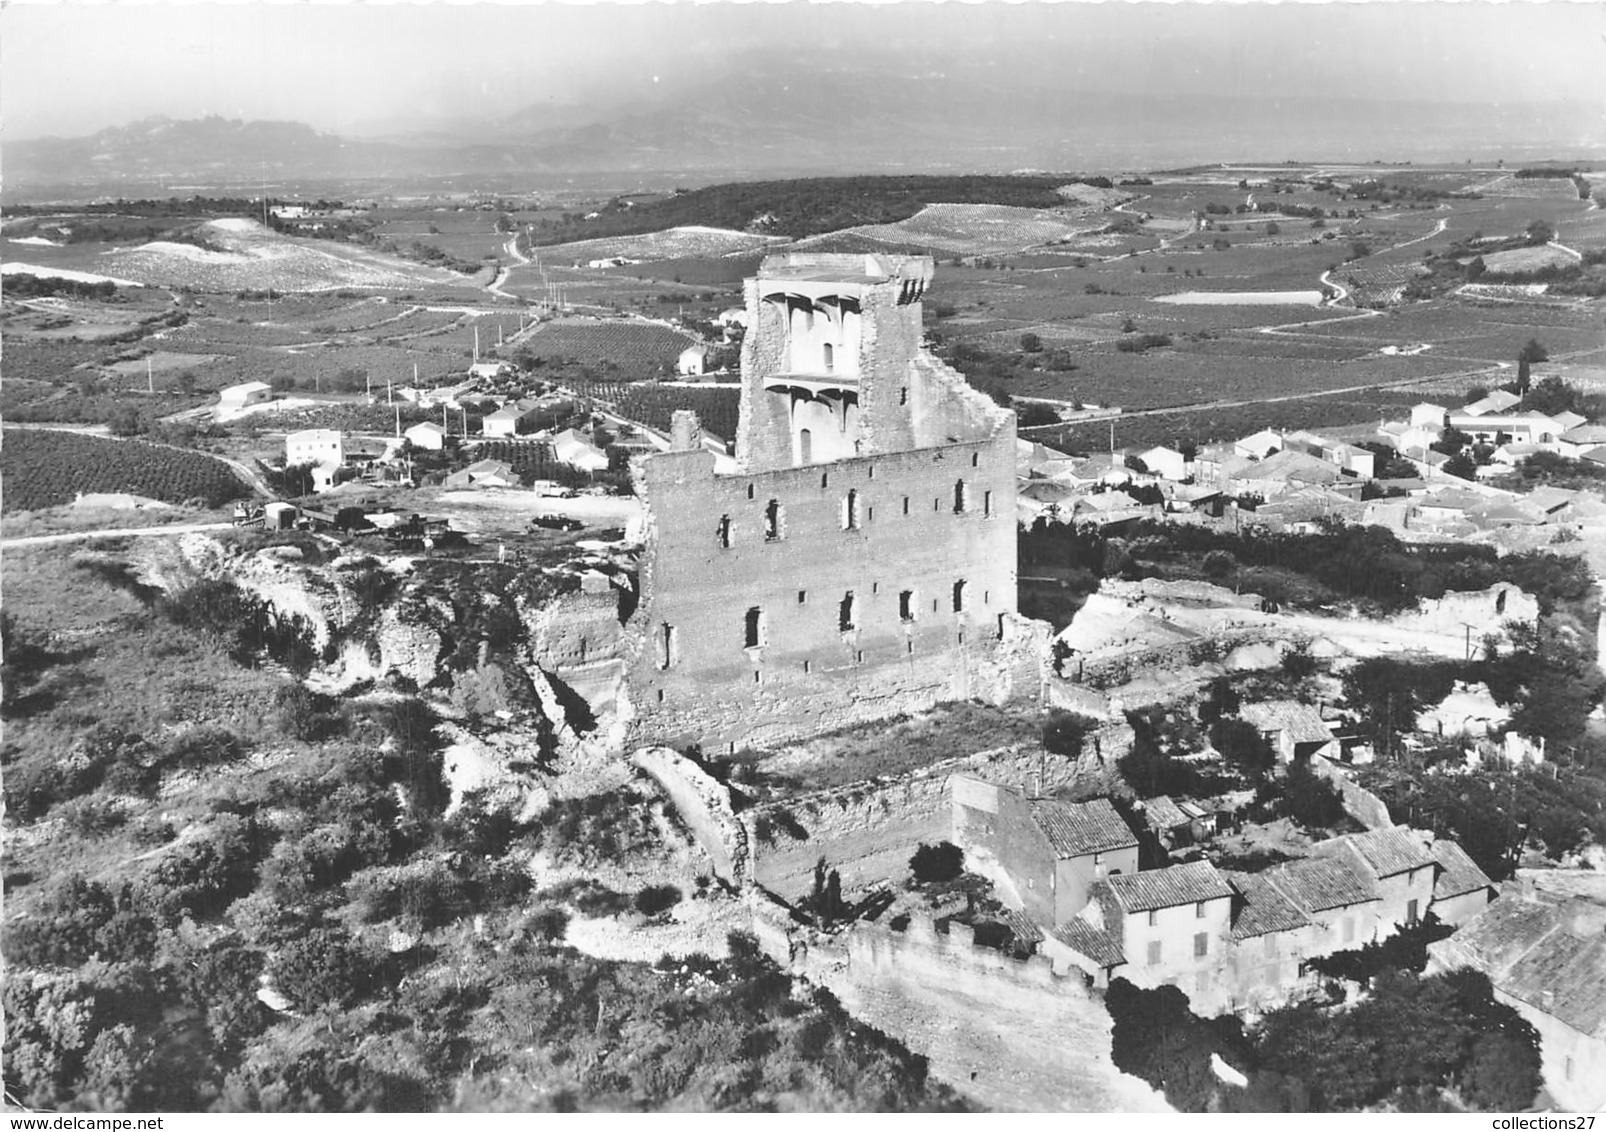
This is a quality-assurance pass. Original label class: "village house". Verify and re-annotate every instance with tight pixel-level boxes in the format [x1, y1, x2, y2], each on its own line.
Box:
[1558, 423, 1606, 459]
[1065, 861, 1238, 1001]
[950, 777, 1139, 926]
[1238, 700, 1340, 764]
[1460, 389, 1524, 418]
[677, 345, 710, 377]
[217, 380, 273, 416]
[1447, 411, 1564, 449]
[482, 403, 539, 438]
[284, 428, 345, 492]
[442, 458, 519, 490]
[1137, 445, 1188, 482]
[1428, 880, 1606, 1112]
[552, 427, 611, 472]
[403, 420, 447, 451]
[1312, 825, 1438, 931]
[1233, 428, 1282, 461]
[1428, 838, 1498, 925]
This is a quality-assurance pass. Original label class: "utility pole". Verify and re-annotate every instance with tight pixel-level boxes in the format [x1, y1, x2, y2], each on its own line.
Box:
[146, 356, 154, 395]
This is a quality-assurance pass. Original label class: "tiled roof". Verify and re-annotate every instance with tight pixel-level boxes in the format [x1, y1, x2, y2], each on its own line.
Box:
[1053, 918, 1126, 968]
[1239, 700, 1333, 746]
[1227, 870, 1312, 940]
[1142, 795, 1191, 832]
[1501, 931, 1606, 1038]
[1107, 861, 1235, 913]
[1431, 839, 1494, 900]
[1433, 895, 1560, 973]
[1266, 856, 1378, 913]
[1335, 827, 1435, 879]
[1029, 797, 1139, 859]
[999, 908, 1045, 946]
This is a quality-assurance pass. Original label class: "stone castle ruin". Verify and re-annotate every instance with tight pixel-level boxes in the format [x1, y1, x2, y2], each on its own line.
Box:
[625, 253, 1044, 751]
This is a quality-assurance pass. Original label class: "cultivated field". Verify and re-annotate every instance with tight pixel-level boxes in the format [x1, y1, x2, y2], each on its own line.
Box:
[0, 427, 251, 511]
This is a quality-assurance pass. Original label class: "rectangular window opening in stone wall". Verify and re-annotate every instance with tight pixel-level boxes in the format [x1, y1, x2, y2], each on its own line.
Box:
[839, 592, 858, 632]
[658, 623, 677, 670]
[1147, 940, 1162, 966]
[842, 489, 861, 531]
[899, 590, 916, 622]
[899, 386, 908, 405]
[954, 479, 969, 514]
[747, 483, 755, 500]
[717, 514, 732, 549]
[1194, 932, 1209, 958]
[953, 579, 967, 613]
[798, 589, 807, 605]
[902, 495, 910, 516]
[803, 659, 812, 674]
[1147, 910, 1158, 927]
[744, 606, 765, 649]
[753, 670, 762, 684]
[983, 489, 993, 518]
[868, 464, 876, 480]
[971, 452, 979, 468]
[821, 471, 829, 489]
[764, 499, 783, 541]
[1194, 901, 1205, 919]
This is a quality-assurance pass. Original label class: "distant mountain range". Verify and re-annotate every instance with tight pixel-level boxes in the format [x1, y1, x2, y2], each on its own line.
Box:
[8, 72, 1603, 199]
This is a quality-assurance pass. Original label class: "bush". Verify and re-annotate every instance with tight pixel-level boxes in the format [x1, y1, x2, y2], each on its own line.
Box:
[267, 926, 376, 1013]
[1284, 761, 1346, 829]
[634, 884, 682, 916]
[909, 841, 964, 884]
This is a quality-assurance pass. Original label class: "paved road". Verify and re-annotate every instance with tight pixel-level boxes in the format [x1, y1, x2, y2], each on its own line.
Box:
[2, 521, 234, 549]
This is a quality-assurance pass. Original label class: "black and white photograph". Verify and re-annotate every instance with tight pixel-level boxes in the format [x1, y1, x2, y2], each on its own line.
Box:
[2, 0, 1604, 1116]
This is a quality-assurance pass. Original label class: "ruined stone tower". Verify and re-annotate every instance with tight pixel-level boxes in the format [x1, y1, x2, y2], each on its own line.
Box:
[626, 253, 1041, 752]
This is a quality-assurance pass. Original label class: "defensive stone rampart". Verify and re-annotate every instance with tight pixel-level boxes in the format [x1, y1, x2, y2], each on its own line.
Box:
[756, 903, 1168, 1112]
[631, 746, 748, 886]
[743, 726, 1134, 901]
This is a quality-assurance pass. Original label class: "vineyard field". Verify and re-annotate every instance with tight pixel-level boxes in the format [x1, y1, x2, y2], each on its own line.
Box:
[521, 319, 700, 377]
[1, 427, 251, 512]
[572, 382, 742, 441]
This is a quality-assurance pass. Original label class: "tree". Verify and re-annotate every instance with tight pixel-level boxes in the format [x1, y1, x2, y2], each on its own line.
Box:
[1525, 220, 1555, 247]
[1265, 222, 1280, 236]
[1212, 717, 1275, 776]
[1443, 452, 1477, 481]
[1518, 338, 1548, 365]
[267, 927, 376, 1013]
[1284, 761, 1345, 828]
[909, 842, 964, 884]
[1516, 355, 1531, 394]
[1018, 332, 1042, 353]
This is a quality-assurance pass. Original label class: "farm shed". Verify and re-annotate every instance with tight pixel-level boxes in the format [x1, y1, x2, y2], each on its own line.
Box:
[218, 381, 272, 414]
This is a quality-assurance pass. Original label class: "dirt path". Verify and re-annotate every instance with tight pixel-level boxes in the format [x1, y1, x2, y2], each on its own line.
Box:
[1, 521, 234, 549]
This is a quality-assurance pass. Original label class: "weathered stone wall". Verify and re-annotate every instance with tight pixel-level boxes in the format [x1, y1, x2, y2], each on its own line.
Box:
[1310, 753, 1392, 830]
[631, 746, 747, 886]
[743, 726, 1134, 902]
[771, 908, 1169, 1112]
[625, 436, 1025, 751]
[1068, 628, 1300, 691]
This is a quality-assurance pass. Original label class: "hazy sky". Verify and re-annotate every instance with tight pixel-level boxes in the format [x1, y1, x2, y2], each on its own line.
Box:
[3, 0, 1602, 140]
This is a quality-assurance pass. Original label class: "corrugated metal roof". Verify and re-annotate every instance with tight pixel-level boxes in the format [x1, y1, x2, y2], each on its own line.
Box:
[1338, 827, 1435, 879]
[1501, 931, 1606, 1039]
[1266, 856, 1378, 913]
[1431, 839, 1494, 900]
[1227, 870, 1311, 940]
[1107, 861, 1234, 913]
[1053, 919, 1126, 969]
[1029, 797, 1139, 859]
